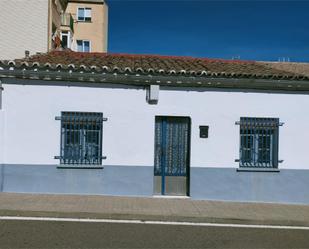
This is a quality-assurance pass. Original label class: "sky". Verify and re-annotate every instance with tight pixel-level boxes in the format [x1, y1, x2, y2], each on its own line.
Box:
[107, 0, 309, 62]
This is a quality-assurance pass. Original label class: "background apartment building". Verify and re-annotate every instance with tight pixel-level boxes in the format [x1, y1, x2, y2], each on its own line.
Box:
[65, 0, 108, 53]
[0, 0, 108, 60]
[0, 0, 68, 59]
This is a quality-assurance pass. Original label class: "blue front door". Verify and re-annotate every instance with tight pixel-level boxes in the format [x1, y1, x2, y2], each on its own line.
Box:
[154, 116, 191, 196]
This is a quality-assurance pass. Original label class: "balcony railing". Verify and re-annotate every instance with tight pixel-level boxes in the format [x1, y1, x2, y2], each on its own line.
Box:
[61, 13, 74, 33]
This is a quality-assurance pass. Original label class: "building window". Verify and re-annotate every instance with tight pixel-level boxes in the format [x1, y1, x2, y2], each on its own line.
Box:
[59, 112, 103, 165]
[238, 117, 279, 168]
[77, 7, 91, 22]
[77, 40, 90, 52]
[61, 31, 70, 49]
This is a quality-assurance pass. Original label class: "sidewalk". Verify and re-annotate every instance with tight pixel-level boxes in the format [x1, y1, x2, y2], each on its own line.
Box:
[1, 192, 309, 226]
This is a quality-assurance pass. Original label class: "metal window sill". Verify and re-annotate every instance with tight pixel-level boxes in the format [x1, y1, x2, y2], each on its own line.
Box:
[57, 165, 103, 169]
[237, 168, 280, 173]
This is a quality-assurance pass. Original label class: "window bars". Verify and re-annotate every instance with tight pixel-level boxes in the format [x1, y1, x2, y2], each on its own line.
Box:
[56, 112, 106, 165]
[236, 117, 281, 168]
[154, 117, 190, 176]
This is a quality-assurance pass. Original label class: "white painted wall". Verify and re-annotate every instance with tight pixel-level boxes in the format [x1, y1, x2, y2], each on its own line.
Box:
[0, 0, 49, 60]
[0, 110, 4, 164]
[1, 79, 309, 170]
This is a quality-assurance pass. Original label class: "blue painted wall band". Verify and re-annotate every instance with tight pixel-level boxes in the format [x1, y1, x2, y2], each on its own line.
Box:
[1, 164, 309, 205]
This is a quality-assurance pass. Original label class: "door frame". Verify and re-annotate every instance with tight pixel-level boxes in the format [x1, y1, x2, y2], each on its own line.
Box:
[153, 115, 191, 196]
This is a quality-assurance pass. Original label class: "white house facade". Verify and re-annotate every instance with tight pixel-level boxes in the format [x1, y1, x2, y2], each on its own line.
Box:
[0, 51, 309, 204]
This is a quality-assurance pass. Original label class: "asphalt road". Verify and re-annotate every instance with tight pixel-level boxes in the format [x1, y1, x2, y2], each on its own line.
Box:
[1, 220, 309, 249]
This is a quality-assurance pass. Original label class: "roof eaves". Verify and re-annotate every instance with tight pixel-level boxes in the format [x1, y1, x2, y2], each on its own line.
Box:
[1, 65, 309, 92]
[2, 61, 309, 80]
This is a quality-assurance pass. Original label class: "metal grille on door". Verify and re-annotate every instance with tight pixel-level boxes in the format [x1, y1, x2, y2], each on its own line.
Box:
[154, 117, 190, 195]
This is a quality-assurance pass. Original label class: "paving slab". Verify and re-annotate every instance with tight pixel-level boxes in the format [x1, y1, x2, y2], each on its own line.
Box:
[0, 192, 309, 226]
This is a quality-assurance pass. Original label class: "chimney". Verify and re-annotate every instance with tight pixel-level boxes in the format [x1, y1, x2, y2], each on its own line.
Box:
[25, 50, 30, 58]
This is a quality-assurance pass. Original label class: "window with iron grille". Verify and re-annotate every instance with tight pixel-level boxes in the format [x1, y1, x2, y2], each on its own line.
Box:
[238, 117, 280, 168]
[58, 112, 103, 165]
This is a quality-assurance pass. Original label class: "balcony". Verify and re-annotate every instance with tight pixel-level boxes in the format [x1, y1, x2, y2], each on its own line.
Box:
[61, 13, 74, 33]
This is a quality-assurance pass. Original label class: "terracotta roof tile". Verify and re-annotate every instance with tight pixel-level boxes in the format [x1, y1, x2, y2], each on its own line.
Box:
[4, 51, 309, 81]
[259, 61, 309, 77]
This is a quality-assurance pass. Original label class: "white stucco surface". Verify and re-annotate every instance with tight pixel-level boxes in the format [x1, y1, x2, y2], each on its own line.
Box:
[1, 79, 309, 170]
[0, 110, 4, 163]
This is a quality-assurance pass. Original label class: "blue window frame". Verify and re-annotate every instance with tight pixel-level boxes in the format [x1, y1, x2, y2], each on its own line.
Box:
[59, 112, 103, 165]
[238, 117, 280, 168]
